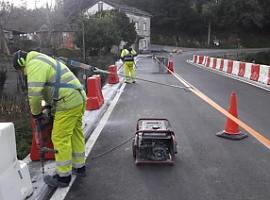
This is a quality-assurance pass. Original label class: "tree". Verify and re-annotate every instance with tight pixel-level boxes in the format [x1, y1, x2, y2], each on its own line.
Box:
[201, 0, 219, 46]
[0, 0, 12, 54]
[216, 0, 264, 30]
[75, 10, 136, 55]
[112, 11, 137, 46]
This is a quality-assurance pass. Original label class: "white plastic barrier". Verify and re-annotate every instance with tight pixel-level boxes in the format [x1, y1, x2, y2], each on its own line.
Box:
[258, 65, 270, 84]
[223, 59, 229, 72]
[216, 58, 222, 70]
[209, 57, 215, 68]
[202, 56, 208, 65]
[232, 61, 240, 75]
[0, 123, 33, 200]
[244, 63, 253, 79]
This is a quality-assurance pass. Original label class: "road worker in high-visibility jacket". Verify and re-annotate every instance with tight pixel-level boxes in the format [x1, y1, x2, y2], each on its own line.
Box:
[120, 47, 137, 83]
[13, 50, 87, 188]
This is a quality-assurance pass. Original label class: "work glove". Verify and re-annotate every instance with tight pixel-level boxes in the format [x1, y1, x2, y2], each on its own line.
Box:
[32, 113, 51, 127]
[90, 66, 98, 73]
[42, 105, 53, 118]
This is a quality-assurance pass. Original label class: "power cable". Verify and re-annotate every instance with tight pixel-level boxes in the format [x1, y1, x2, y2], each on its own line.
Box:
[60, 56, 191, 91]
[93, 67, 191, 92]
[61, 57, 191, 160]
[90, 135, 134, 160]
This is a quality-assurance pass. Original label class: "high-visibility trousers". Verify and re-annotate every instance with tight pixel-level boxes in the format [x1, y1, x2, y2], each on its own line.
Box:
[123, 62, 135, 83]
[52, 103, 86, 177]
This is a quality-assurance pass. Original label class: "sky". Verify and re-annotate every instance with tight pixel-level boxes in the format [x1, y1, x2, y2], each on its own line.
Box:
[6, 0, 56, 9]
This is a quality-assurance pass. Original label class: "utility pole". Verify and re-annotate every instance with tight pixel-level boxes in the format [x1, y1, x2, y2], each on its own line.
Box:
[82, 20, 86, 62]
[207, 21, 211, 47]
[35, 0, 40, 9]
[81, 16, 86, 88]
[206, 0, 219, 47]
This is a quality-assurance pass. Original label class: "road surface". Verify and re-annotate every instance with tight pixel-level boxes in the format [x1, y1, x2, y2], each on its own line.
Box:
[65, 49, 270, 200]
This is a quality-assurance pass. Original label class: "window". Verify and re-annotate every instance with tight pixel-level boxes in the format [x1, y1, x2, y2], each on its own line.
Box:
[98, 2, 103, 12]
[135, 22, 139, 30]
[143, 22, 146, 31]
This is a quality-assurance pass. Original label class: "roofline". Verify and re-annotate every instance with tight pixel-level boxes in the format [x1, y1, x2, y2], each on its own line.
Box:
[85, 0, 152, 17]
[36, 30, 74, 33]
[118, 8, 152, 18]
[4, 29, 27, 34]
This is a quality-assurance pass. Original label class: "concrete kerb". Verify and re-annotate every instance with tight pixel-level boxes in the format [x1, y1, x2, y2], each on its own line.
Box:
[83, 81, 122, 140]
[24, 75, 124, 200]
[186, 59, 270, 92]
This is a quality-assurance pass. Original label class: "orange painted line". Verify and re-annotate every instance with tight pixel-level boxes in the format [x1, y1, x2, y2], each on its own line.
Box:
[167, 66, 270, 150]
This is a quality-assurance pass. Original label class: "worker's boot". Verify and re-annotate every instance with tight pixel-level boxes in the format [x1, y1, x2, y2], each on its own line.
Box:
[44, 174, 71, 188]
[72, 166, 86, 177]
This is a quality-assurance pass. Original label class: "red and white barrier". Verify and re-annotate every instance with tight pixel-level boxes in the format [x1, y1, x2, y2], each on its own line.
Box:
[216, 58, 222, 70]
[238, 62, 245, 77]
[227, 60, 233, 74]
[232, 61, 240, 76]
[258, 65, 270, 85]
[250, 64, 260, 81]
[191, 55, 270, 86]
[193, 55, 197, 63]
[223, 59, 229, 73]
[244, 63, 252, 80]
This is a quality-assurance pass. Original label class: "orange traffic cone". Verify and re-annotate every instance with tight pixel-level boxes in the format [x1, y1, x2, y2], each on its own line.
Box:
[167, 59, 174, 74]
[93, 75, 104, 103]
[86, 76, 104, 110]
[216, 92, 248, 140]
[108, 65, 119, 84]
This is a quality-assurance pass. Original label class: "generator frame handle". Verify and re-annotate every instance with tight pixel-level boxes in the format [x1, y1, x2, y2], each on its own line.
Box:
[135, 130, 175, 137]
[136, 118, 172, 131]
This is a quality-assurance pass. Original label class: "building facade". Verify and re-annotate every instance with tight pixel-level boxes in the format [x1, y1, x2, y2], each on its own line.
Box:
[36, 24, 75, 49]
[84, 0, 151, 51]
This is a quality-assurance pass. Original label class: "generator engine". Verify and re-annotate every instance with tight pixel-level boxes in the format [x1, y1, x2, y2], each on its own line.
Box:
[139, 137, 171, 161]
[132, 118, 177, 165]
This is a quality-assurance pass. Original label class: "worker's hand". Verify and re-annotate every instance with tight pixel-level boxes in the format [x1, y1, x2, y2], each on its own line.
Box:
[90, 66, 98, 73]
[32, 113, 51, 126]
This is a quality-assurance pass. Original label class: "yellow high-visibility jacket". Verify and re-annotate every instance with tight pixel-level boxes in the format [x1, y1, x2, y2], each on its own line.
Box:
[120, 48, 137, 66]
[23, 51, 86, 115]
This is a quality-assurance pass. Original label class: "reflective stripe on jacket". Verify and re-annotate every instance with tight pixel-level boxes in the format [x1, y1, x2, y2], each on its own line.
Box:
[121, 48, 137, 62]
[24, 51, 86, 115]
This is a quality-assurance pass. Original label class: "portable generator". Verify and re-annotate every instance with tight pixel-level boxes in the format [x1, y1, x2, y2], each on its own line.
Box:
[132, 118, 177, 165]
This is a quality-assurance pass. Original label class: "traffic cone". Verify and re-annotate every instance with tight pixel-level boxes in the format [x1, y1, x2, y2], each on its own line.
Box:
[167, 59, 174, 74]
[93, 75, 104, 103]
[216, 92, 248, 140]
[86, 76, 104, 110]
[108, 65, 119, 84]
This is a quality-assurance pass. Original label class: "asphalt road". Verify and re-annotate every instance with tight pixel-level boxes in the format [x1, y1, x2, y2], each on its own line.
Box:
[65, 50, 270, 200]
